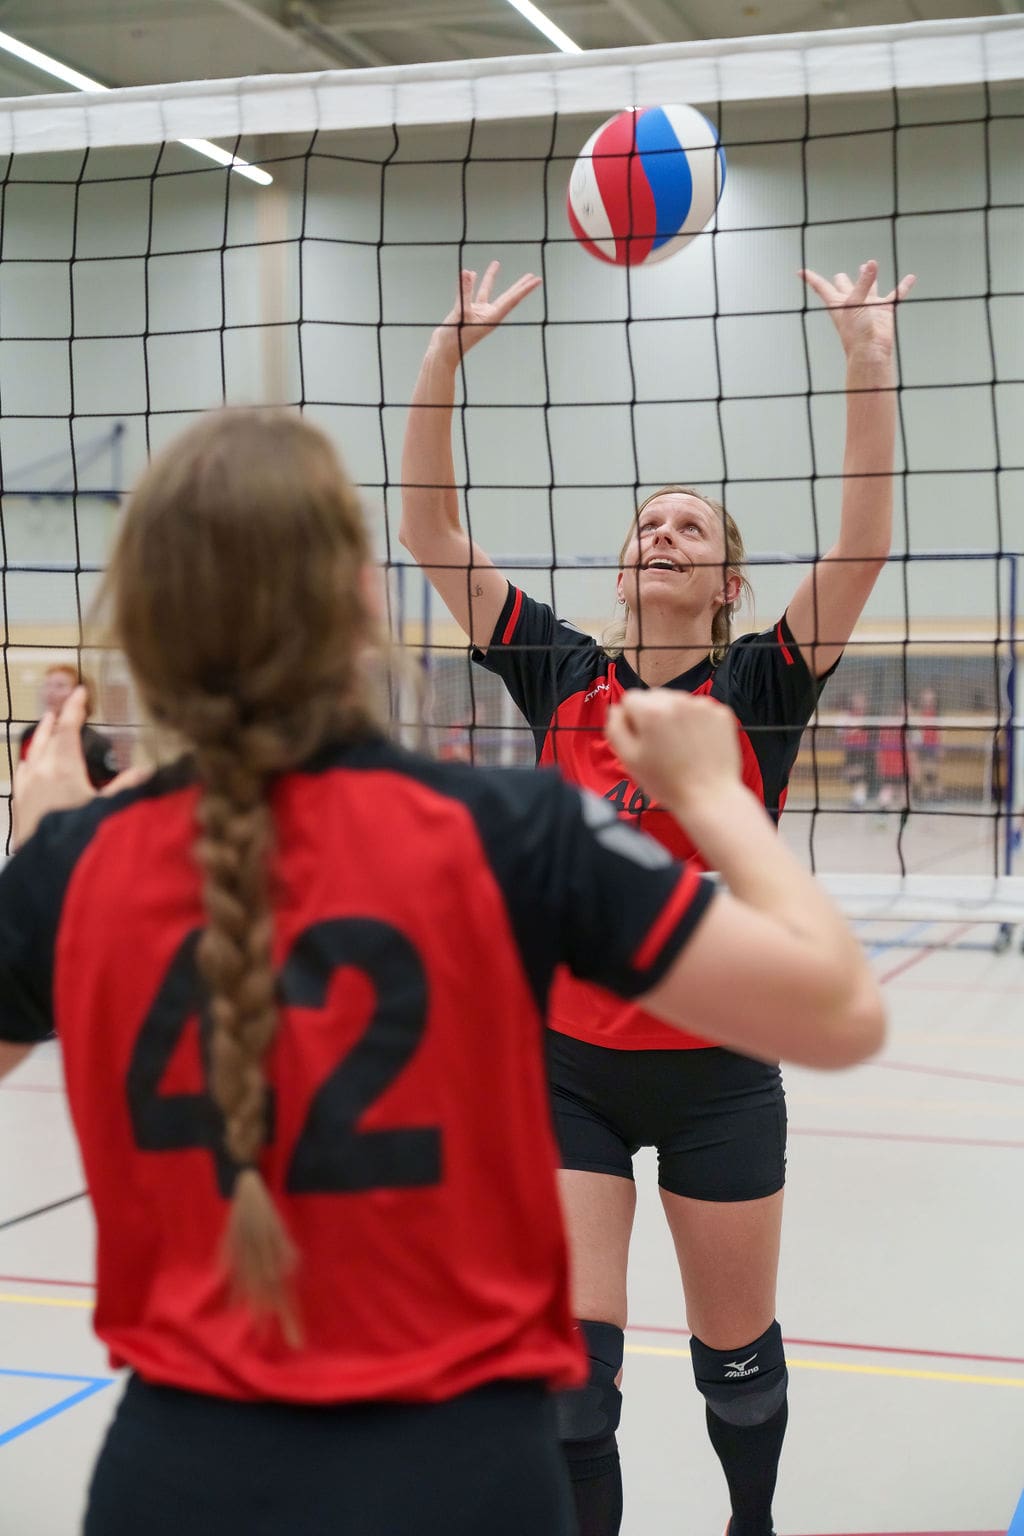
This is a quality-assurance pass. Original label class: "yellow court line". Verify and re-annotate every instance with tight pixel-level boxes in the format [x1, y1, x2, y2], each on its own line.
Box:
[0, 1292, 93, 1310]
[0, 1296, 1019, 1388]
[625, 1343, 1024, 1389]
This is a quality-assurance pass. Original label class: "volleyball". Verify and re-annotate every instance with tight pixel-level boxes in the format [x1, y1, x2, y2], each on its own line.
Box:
[567, 104, 725, 267]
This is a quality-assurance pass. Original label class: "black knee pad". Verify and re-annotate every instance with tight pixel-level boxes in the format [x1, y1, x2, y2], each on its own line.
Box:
[690, 1320, 789, 1428]
[555, 1320, 624, 1448]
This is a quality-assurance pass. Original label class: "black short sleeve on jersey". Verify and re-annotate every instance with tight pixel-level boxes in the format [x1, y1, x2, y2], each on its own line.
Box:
[723, 611, 838, 732]
[472, 583, 595, 732]
[540, 780, 714, 999]
[0, 809, 96, 1043]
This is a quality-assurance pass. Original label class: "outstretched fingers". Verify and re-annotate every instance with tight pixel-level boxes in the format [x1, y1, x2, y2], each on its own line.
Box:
[885, 272, 917, 304]
[456, 264, 541, 325]
[849, 259, 879, 303]
[456, 268, 477, 321]
[475, 260, 501, 305]
[490, 270, 543, 320]
[800, 266, 852, 308]
[803, 259, 915, 312]
[798, 267, 834, 304]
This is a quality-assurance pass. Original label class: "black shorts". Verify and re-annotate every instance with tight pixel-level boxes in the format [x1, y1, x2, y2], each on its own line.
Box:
[547, 1032, 786, 1203]
[844, 748, 875, 782]
[85, 1374, 574, 1536]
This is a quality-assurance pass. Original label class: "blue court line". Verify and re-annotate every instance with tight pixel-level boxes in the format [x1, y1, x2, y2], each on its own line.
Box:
[866, 919, 934, 959]
[1008, 1485, 1024, 1536]
[0, 1365, 115, 1447]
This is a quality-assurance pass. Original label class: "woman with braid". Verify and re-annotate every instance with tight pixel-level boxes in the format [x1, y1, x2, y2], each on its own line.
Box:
[0, 410, 882, 1536]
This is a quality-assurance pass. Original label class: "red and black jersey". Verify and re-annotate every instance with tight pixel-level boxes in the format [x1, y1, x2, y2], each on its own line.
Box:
[876, 726, 908, 781]
[474, 582, 834, 1051]
[20, 722, 119, 789]
[912, 711, 941, 752]
[0, 738, 712, 1405]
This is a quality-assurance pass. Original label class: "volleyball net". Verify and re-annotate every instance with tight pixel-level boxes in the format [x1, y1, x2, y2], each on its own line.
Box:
[0, 14, 1021, 926]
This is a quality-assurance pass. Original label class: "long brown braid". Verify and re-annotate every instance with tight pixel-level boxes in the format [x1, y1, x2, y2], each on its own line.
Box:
[105, 408, 378, 1340]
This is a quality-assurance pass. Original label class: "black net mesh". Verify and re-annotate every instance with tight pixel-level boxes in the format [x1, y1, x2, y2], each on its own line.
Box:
[0, 58, 1020, 899]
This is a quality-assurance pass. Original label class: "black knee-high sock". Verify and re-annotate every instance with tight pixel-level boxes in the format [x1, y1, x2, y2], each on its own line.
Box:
[705, 1396, 787, 1536]
[562, 1435, 623, 1536]
[556, 1320, 625, 1536]
[690, 1322, 789, 1536]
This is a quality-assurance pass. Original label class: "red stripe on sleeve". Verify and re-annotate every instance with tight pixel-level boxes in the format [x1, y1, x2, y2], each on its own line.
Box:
[500, 587, 525, 646]
[632, 866, 703, 973]
[775, 620, 794, 666]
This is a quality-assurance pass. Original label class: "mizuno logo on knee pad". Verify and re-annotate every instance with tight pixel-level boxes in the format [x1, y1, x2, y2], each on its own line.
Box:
[689, 1323, 789, 1428]
[724, 1355, 759, 1378]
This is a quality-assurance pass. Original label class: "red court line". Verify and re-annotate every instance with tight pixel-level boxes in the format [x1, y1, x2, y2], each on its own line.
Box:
[876, 924, 973, 986]
[626, 1323, 1024, 1368]
[790, 1126, 1024, 1151]
[0, 1274, 94, 1289]
[873, 1060, 1024, 1089]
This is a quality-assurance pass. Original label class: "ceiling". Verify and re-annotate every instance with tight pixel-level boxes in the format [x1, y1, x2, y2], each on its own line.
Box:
[0, 0, 1017, 94]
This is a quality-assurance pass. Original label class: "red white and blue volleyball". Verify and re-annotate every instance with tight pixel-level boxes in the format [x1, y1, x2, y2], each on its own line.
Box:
[567, 104, 725, 267]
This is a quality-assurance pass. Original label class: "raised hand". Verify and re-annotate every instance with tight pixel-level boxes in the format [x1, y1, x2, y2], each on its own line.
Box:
[605, 690, 742, 816]
[434, 261, 542, 362]
[13, 687, 146, 848]
[800, 259, 916, 361]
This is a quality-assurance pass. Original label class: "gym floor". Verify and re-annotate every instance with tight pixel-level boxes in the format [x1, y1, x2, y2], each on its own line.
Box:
[1, 920, 1021, 1536]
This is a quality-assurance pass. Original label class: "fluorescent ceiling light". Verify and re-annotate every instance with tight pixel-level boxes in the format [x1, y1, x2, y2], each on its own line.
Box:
[0, 25, 273, 185]
[503, 0, 582, 53]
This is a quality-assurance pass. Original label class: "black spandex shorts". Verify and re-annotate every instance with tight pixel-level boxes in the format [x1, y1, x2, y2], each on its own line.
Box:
[547, 1032, 786, 1203]
[844, 747, 875, 782]
[85, 1374, 574, 1536]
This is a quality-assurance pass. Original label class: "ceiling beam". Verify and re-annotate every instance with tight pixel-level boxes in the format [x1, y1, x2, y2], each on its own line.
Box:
[604, 0, 699, 44]
[315, 2, 594, 31]
[285, 0, 394, 65]
[208, 0, 344, 67]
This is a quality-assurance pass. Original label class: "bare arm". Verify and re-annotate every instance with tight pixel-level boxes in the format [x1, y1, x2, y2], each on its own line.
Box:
[399, 263, 541, 648]
[607, 692, 884, 1069]
[0, 1041, 33, 1080]
[641, 786, 881, 1068]
[786, 260, 916, 678]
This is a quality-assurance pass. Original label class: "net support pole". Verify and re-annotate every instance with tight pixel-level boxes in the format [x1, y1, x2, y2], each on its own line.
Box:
[423, 569, 432, 673]
[111, 421, 125, 497]
[499, 688, 519, 767]
[257, 178, 290, 406]
[1007, 552, 1019, 877]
